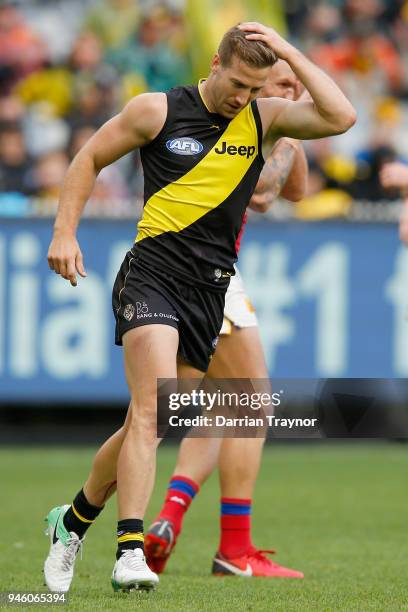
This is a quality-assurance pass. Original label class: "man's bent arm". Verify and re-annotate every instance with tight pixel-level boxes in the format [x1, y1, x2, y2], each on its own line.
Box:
[48, 93, 167, 285]
[248, 138, 307, 212]
[54, 93, 166, 235]
[279, 140, 307, 201]
[240, 23, 356, 139]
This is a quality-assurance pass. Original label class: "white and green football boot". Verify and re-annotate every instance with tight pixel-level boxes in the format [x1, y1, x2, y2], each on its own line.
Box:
[44, 505, 84, 592]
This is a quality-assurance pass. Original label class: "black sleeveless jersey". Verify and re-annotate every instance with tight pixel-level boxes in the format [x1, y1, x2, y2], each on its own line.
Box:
[134, 84, 264, 291]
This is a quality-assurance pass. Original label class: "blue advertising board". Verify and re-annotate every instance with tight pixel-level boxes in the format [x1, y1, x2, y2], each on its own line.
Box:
[0, 219, 407, 402]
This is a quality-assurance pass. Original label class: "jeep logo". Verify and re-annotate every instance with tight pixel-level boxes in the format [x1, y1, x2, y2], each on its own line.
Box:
[214, 141, 256, 158]
[166, 137, 203, 155]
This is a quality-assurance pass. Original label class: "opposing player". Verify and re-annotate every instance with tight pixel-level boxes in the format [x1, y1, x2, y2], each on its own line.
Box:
[380, 161, 408, 244]
[45, 22, 356, 593]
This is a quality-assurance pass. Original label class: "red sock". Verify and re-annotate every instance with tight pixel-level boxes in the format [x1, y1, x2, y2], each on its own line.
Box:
[219, 497, 252, 559]
[157, 475, 200, 536]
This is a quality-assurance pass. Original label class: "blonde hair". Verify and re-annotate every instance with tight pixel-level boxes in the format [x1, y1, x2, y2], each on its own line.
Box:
[218, 26, 278, 68]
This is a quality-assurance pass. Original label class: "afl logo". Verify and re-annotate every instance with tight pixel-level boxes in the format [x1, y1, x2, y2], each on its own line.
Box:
[166, 137, 203, 156]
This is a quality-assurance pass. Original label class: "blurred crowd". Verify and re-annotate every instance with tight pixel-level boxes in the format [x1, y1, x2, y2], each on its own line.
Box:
[1, 0, 408, 217]
[0, 0, 189, 215]
[286, 0, 408, 218]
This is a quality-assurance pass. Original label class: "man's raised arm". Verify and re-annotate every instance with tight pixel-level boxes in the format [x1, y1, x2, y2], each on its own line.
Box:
[48, 93, 167, 286]
[239, 23, 356, 140]
[249, 138, 307, 212]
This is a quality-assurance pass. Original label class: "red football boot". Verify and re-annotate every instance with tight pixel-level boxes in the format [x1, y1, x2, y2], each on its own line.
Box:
[212, 547, 304, 578]
[145, 519, 177, 574]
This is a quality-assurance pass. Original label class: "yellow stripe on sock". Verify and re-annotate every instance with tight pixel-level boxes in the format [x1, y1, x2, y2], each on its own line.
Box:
[117, 532, 144, 544]
[72, 504, 94, 524]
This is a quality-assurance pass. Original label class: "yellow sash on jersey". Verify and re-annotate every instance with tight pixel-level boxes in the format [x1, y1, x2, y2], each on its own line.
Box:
[136, 104, 258, 242]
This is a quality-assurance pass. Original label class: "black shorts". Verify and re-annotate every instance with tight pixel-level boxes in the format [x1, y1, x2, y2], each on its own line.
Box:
[112, 250, 226, 372]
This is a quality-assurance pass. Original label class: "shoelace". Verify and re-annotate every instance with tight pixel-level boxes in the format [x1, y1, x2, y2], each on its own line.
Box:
[121, 549, 146, 571]
[61, 537, 83, 571]
[248, 548, 279, 568]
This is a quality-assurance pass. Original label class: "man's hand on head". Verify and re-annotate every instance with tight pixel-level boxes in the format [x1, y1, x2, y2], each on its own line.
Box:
[238, 22, 294, 61]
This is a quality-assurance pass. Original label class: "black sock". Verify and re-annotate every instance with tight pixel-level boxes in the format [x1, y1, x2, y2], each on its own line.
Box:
[63, 489, 104, 538]
[116, 519, 144, 560]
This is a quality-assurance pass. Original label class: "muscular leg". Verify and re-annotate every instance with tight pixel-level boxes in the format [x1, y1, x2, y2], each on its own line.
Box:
[83, 405, 131, 507]
[44, 323, 183, 591]
[116, 325, 179, 519]
[171, 325, 268, 494]
[111, 327, 211, 586]
[209, 325, 303, 577]
[75, 354, 207, 512]
[144, 323, 270, 573]
[209, 326, 269, 499]
[167, 359, 222, 483]
[170, 438, 221, 485]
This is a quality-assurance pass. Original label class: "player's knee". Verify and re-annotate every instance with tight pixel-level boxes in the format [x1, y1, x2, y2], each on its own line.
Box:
[128, 404, 158, 444]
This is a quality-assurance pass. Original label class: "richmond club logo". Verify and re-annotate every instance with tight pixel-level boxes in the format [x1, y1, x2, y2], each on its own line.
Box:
[166, 137, 203, 156]
[123, 304, 135, 321]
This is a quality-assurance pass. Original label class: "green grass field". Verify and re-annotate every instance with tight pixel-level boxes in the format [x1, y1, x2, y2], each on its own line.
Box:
[0, 443, 407, 611]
